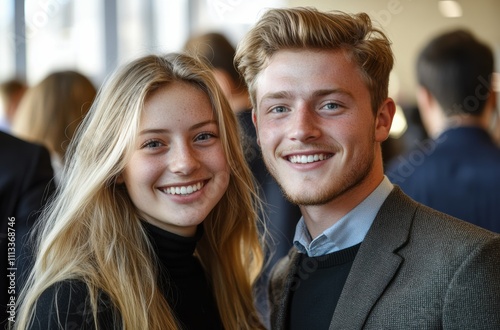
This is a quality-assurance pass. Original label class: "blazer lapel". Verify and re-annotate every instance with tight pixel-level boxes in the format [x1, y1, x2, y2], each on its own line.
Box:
[329, 187, 416, 329]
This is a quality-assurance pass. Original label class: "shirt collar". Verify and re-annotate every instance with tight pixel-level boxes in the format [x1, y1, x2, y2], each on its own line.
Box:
[294, 176, 394, 257]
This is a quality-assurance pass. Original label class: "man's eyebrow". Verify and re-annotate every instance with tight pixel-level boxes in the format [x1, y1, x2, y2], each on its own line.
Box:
[311, 88, 354, 99]
[259, 88, 353, 106]
[259, 91, 292, 103]
[257, 91, 287, 110]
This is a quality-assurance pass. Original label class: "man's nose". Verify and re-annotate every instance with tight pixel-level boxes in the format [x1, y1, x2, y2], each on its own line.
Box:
[288, 105, 321, 142]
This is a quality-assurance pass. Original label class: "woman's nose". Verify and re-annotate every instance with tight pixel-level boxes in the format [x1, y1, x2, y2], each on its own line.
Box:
[167, 143, 200, 175]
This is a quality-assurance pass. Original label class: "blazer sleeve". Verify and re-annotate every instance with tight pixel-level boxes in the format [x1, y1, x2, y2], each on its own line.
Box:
[443, 235, 500, 328]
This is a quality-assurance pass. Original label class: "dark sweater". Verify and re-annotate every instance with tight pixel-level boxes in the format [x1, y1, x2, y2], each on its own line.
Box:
[27, 222, 223, 329]
[288, 244, 361, 330]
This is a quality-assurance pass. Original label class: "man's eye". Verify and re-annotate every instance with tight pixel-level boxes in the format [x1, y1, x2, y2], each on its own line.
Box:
[323, 102, 340, 110]
[271, 106, 287, 113]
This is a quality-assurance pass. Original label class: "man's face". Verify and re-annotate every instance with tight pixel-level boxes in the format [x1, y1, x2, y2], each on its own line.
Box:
[253, 49, 392, 207]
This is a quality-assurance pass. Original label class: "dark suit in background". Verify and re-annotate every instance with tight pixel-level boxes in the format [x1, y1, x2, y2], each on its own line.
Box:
[0, 131, 54, 326]
[387, 126, 500, 232]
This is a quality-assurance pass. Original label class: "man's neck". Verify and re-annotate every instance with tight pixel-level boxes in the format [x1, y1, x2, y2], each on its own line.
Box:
[300, 173, 385, 239]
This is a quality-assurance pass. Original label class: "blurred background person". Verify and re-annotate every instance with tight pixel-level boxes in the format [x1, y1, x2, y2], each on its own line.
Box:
[0, 79, 27, 133]
[184, 32, 302, 326]
[386, 29, 500, 233]
[184, 32, 250, 114]
[12, 71, 96, 184]
[0, 131, 54, 328]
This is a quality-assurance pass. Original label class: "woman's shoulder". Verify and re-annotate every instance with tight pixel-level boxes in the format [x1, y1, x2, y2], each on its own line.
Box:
[30, 279, 117, 329]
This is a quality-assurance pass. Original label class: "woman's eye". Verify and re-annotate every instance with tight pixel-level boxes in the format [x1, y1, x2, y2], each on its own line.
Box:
[142, 140, 163, 149]
[196, 132, 216, 141]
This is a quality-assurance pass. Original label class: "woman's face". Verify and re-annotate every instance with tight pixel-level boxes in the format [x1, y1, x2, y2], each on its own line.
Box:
[120, 81, 230, 236]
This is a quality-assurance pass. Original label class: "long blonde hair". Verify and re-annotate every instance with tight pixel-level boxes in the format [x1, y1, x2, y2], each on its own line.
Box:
[16, 53, 264, 330]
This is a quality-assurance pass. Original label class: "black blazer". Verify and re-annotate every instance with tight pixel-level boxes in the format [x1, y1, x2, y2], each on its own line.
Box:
[0, 131, 54, 326]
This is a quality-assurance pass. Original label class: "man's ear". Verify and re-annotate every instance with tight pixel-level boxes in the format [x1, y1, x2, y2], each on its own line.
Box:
[252, 108, 260, 146]
[375, 98, 396, 142]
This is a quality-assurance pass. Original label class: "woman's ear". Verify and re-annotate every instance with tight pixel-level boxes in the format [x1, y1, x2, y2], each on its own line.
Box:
[116, 174, 124, 184]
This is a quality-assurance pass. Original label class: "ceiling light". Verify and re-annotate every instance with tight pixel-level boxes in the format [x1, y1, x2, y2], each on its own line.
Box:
[438, 0, 463, 18]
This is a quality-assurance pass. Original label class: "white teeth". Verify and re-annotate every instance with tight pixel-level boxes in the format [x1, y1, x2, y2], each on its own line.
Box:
[289, 154, 329, 164]
[163, 182, 203, 195]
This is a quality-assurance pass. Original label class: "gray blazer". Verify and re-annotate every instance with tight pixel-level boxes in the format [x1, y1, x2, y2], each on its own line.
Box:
[269, 187, 500, 329]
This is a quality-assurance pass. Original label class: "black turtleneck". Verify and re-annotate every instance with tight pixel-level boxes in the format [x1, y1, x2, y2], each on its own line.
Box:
[30, 222, 224, 330]
[142, 221, 224, 329]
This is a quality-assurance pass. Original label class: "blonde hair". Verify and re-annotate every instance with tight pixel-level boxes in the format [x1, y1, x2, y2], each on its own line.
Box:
[234, 7, 394, 113]
[12, 70, 96, 160]
[16, 53, 265, 329]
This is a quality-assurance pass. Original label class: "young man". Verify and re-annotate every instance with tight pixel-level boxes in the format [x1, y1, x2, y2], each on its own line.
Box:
[235, 7, 500, 329]
[386, 29, 500, 233]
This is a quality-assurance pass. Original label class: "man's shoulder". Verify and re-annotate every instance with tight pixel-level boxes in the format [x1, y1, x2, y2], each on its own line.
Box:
[380, 187, 499, 247]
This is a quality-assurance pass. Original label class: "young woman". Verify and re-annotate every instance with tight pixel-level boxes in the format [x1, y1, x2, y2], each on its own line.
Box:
[15, 53, 265, 329]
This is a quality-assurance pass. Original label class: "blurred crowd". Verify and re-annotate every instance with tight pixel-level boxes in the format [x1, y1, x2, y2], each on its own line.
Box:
[1, 10, 500, 328]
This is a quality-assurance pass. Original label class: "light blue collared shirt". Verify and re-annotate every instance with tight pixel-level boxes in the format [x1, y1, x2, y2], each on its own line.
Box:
[293, 176, 394, 257]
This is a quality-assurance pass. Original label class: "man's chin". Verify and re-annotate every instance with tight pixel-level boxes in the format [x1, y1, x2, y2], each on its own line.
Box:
[283, 189, 337, 206]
